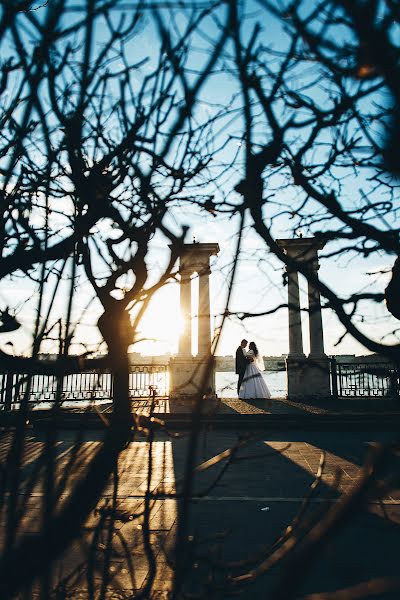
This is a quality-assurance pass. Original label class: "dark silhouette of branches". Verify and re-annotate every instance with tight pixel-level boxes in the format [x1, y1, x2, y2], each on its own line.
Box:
[0, 1, 400, 599]
[224, 0, 400, 358]
[0, 1, 230, 598]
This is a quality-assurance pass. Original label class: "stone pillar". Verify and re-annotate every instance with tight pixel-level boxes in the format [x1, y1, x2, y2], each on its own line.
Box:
[308, 258, 325, 357]
[198, 267, 211, 356]
[277, 237, 331, 400]
[287, 268, 305, 357]
[305, 252, 331, 399]
[179, 271, 192, 356]
[169, 242, 219, 402]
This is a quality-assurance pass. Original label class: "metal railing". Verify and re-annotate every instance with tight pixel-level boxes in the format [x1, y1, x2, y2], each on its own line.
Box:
[332, 361, 400, 398]
[0, 365, 169, 410]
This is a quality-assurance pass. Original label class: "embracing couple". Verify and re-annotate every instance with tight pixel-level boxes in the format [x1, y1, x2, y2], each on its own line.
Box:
[235, 339, 271, 400]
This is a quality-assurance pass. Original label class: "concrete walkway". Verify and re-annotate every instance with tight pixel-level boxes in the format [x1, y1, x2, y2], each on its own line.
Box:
[129, 395, 400, 416]
[2, 396, 400, 434]
[2, 428, 399, 599]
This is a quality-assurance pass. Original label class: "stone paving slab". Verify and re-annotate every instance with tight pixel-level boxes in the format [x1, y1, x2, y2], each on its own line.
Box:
[1, 429, 400, 599]
[126, 395, 400, 416]
[35, 395, 399, 416]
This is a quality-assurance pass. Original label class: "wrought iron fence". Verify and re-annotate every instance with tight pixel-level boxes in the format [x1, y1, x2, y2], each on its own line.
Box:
[0, 365, 169, 410]
[332, 361, 400, 398]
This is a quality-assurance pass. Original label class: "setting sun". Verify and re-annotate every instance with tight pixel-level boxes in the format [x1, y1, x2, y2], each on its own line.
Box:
[133, 284, 184, 355]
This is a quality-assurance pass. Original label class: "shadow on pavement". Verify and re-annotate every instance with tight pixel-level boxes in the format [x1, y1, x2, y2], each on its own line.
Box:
[169, 430, 400, 599]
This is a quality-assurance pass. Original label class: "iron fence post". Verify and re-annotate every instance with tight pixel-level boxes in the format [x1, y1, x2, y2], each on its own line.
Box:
[397, 364, 400, 398]
[330, 358, 338, 400]
[4, 372, 14, 411]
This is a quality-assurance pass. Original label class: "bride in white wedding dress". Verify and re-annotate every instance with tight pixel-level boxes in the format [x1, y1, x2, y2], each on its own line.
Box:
[239, 341, 271, 400]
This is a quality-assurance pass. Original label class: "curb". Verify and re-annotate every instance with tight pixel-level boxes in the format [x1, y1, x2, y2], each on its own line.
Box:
[1, 411, 400, 431]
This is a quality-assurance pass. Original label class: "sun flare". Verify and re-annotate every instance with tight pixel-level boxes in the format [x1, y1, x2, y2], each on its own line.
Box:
[133, 285, 184, 355]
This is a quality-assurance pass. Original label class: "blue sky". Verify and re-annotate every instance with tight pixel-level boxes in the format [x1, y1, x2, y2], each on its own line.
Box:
[0, 0, 398, 358]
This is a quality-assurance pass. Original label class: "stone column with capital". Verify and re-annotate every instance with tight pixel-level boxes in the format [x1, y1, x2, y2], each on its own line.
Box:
[178, 270, 192, 356]
[287, 268, 305, 357]
[308, 257, 325, 358]
[198, 266, 211, 356]
[277, 237, 331, 400]
[169, 242, 219, 402]
[305, 253, 330, 397]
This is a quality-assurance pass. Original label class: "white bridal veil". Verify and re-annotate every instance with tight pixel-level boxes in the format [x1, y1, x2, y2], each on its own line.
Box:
[246, 350, 265, 371]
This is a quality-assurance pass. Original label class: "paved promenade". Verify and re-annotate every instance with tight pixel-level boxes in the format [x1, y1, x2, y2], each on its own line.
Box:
[1, 422, 400, 599]
[130, 395, 400, 416]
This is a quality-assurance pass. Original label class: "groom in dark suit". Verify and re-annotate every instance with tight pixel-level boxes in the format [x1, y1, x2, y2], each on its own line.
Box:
[235, 339, 249, 396]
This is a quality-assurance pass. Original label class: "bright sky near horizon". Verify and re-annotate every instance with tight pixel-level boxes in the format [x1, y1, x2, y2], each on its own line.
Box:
[129, 210, 394, 358]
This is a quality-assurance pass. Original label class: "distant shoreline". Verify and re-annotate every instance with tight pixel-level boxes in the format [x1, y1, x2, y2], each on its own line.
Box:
[35, 353, 391, 371]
